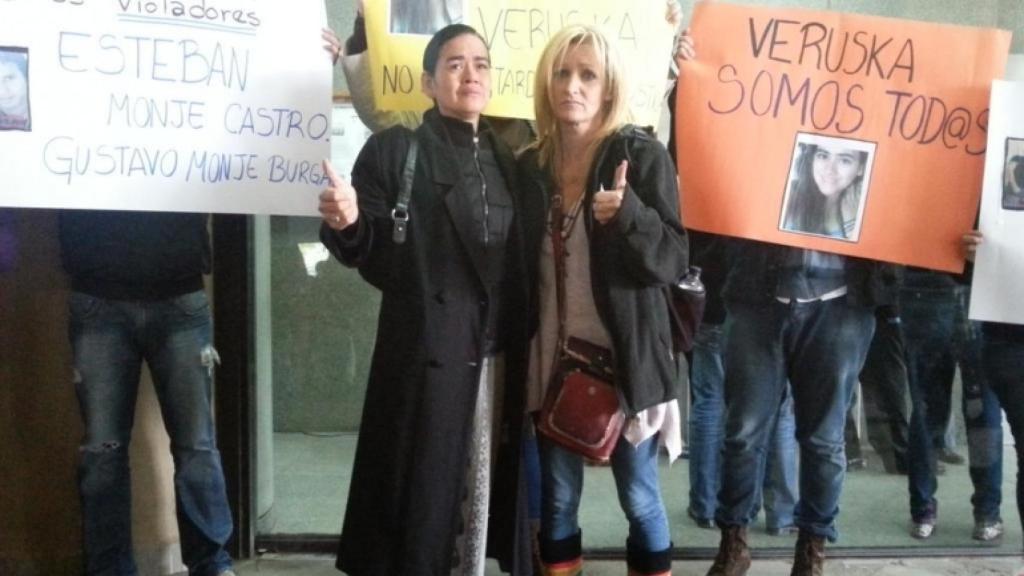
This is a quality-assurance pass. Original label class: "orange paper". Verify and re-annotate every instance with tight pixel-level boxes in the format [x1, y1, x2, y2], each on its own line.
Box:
[676, 2, 1011, 272]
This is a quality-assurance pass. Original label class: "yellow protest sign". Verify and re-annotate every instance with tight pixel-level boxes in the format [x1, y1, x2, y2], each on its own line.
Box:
[364, 0, 676, 127]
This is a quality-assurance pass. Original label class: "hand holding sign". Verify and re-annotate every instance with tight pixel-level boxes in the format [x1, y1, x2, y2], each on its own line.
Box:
[319, 160, 359, 231]
[674, 28, 696, 68]
[962, 230, 984, 263]
[322, 28, 342, 64]
[593, 160, 628, 225]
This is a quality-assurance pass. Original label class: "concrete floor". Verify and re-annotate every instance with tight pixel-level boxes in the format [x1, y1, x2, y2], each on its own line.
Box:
[234, 554, 1024, 575]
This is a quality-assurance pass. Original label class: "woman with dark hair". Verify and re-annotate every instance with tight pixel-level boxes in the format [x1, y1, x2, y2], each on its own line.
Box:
[781, 141, 868, 239]
[518, 25, 688, 576]
[318, 23, 531, 576]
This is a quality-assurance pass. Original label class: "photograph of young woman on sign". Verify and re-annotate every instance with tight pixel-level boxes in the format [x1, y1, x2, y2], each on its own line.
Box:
[779, 134, 875, 241]
[390, 0, 464, 35]
[0, 48, 30, 132]
[1003, 138, 1024, 210]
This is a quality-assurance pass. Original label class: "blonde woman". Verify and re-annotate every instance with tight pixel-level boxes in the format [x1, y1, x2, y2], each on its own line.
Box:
[518, 25, 688, 576]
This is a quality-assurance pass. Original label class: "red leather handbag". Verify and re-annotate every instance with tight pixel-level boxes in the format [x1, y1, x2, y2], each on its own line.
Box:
[535, 192, 624, 462]
[537, 337, 624, 462]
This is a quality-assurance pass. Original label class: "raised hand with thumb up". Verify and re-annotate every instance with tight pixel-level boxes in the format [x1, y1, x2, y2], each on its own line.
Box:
[319, 159, 359, 231]
[593, 160, 628, 225]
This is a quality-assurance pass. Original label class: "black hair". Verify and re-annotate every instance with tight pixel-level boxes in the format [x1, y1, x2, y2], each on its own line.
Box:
[422, 24, 489, 76]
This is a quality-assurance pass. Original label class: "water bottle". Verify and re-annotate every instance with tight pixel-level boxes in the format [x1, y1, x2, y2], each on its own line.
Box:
[669, 266, 706, 352]
[676, 265, 705, 296]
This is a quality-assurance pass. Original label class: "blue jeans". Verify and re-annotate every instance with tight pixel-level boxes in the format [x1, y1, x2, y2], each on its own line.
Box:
[757, 389, 798, 532]
[983, 329, 1024, 537]
[688, 323, 726, 522]
[688, 322, 798, 529]
[539, 433, 670, 552]
[717, 298, 874, 541]
[69, 291, 234, 576]
[901, 285, 1003, 523]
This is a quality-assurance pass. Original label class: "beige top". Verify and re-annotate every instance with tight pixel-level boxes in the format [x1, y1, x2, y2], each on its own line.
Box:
[526, 199, 683, 461]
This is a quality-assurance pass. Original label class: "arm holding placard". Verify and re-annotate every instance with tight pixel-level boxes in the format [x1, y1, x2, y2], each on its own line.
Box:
[339, 1, 421, 133]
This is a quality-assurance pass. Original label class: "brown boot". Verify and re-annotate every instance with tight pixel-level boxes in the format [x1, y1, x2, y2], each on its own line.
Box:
[705, 525, 751, 576]
[790, 532, 826, 576]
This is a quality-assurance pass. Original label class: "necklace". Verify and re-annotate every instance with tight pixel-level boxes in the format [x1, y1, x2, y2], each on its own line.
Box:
[550, 190, 585, 242]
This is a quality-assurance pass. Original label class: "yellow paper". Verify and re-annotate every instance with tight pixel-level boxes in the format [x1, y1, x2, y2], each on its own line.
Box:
[364, 0, 676, 127]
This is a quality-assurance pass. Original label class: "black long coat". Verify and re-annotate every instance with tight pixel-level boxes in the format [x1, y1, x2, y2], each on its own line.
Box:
[321, 109, 531, 576]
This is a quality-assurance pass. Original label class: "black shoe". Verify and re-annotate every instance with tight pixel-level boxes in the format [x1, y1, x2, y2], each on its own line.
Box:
[688, 506, 716, 530]
[936, 448, 965, 465]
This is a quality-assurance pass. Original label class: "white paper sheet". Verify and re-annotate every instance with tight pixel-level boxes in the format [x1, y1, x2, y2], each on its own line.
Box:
[0, 0, 332, 216]
[969, 78, 1024, 324]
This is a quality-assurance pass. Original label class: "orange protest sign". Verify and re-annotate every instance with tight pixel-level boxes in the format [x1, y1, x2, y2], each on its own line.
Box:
[676, 2, 1011, 272]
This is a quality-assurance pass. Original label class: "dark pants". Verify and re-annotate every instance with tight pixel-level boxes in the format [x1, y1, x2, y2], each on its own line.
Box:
[852, 310, 911, 472]
[901, 285, 1003, 523]
[716, 298, 874, 541]
[983, 330, 1024, 542]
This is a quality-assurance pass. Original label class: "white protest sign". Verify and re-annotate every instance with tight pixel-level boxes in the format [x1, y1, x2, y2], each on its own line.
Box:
[0, 0, 331, 216]
[969, 78, 1024, 325]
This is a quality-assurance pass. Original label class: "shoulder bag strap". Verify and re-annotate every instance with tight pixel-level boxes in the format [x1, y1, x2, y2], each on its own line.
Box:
[391, 135, 419, 244]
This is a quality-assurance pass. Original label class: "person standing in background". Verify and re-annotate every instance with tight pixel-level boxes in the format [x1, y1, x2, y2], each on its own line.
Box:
[60, 210, 236, 576]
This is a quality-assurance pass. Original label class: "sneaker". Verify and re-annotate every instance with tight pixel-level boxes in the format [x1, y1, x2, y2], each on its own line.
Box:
[217, 570, 238, 576]
[910, 517, 935, 539]
[846, 457, 867, 471]
[767, 524, 799, 536]
[972, 519, 1004, 542]
[688, 506, 716, 530]
[936, 448, 965, 465]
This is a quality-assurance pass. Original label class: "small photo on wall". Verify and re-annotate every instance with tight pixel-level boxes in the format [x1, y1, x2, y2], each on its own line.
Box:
[1003, 138, 1024, 211]
[390, 0, 466, 36]
[0, 46, 31, 132]
[778, 133, 876, 242]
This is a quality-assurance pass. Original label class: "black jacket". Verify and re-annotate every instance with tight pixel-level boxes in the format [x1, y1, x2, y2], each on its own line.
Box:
[519, 126, 689, 416]
[320, 108, 531, 576]
[721, 238, 899, 309]
[58, 210, 209, 300]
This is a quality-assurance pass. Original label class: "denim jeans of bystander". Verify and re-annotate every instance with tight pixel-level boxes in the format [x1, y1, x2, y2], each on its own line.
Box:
[70, 290, 234, 576]
[688, 323, 798, 532]
[716, 297, 874, 542]
[901, 285, 1002, 530]
[983, 328, 1024, 543]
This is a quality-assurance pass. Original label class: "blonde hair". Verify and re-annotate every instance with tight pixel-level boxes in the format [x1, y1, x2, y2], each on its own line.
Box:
[532, 25, 632, 170]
